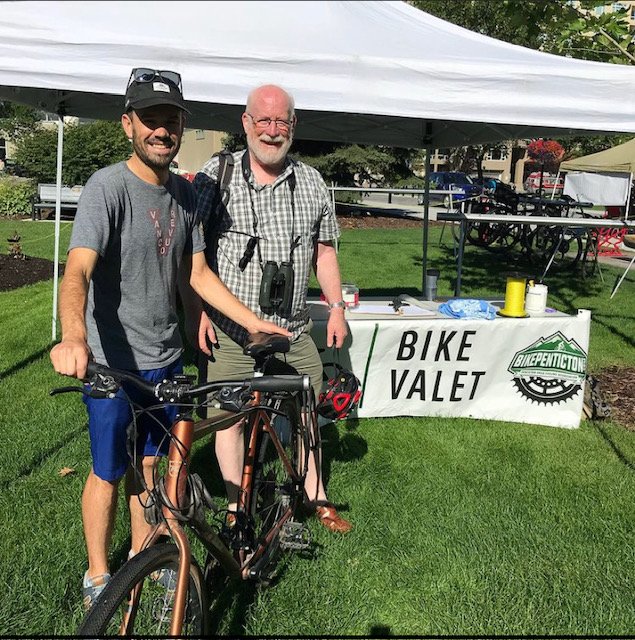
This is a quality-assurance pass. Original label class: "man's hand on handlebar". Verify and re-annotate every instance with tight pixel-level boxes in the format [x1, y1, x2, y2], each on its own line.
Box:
[50, 339, 92, 380]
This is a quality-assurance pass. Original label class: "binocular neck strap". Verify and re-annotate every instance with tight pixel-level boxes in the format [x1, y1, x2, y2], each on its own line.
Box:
[241, 151, 299, 266]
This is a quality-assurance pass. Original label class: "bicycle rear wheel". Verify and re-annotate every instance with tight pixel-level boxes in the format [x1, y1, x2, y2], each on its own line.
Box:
[245, 401, 305, 582]
[77, 543, 207, 636]
[524, 225, 582, 271]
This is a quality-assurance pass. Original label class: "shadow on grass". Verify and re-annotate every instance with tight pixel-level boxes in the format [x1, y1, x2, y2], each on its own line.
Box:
[318, 420, 368, 514]
[0, 419, 87, 489]
[593, 421, 635, 471]
[583, 309, 635, 354]
[0, 343, 54, 380]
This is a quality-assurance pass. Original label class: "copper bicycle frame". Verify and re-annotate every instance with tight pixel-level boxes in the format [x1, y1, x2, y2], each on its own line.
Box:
[118, 389, 306, 636]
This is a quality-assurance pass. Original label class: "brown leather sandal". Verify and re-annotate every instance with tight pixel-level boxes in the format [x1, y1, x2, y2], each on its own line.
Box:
[308, 501, 353, 534]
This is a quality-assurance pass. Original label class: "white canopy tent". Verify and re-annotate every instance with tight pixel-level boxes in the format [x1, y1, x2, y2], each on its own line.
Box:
[2, 0, 635, 337]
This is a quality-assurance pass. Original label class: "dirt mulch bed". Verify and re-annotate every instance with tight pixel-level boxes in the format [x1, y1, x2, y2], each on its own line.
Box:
[0, 253, 64, 292]
[593, 366, 635, 431]
[337, 213, 426, 230]
[2, 211, 633, 431]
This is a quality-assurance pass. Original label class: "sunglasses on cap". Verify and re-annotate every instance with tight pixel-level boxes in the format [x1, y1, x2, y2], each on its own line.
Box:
[128, 68, 182, 91]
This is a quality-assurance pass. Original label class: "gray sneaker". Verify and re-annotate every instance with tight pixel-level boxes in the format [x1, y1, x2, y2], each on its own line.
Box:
[82, 571, 111, 611]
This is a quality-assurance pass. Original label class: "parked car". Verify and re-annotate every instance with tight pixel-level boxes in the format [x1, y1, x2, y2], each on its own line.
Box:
[471, 176, 513, 195]
[417, 171, 483, 207]
[524, 171, 564, 195]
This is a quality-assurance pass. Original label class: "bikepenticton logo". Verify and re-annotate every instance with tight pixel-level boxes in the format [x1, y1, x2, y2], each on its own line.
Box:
[508, 332, 587, 404]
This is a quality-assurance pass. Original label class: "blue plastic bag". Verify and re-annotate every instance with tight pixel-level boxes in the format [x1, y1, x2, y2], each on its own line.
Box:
[438, 299, 497, 320]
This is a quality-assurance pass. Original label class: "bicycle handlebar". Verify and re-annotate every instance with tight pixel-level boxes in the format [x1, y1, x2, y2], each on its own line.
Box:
[82, 361, 309, 403]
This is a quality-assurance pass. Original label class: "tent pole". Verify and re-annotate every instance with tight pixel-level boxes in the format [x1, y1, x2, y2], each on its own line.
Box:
[52, 112, 64, 341]
[421, 144, 431, 295]
[331, 181, 339, 253]
[626, 173, 632, 221]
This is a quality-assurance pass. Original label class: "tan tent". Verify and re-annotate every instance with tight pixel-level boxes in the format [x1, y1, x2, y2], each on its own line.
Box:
[559, 137, 635, 212]
[560, 137, 635, 173]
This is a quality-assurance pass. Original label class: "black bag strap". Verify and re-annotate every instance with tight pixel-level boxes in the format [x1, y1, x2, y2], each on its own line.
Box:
[208, 149, 234, 218]
[203, 149, 235, 263]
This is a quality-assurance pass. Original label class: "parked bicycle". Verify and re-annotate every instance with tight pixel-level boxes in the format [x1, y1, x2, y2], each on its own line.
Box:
[52, 333, 317, 636]
[451, 188, 599, 279]
[520, 196, 599, 279]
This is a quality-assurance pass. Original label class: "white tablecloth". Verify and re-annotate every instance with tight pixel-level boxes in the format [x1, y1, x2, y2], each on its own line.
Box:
[309, 299, 591, 429]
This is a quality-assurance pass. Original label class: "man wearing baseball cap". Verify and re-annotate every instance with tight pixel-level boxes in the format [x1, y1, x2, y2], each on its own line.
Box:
[50, 68, 290, 609]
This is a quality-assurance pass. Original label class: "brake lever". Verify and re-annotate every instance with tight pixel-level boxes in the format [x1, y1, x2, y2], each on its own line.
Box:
[50, 386, 84, 396]
[216, 385, 254, 412]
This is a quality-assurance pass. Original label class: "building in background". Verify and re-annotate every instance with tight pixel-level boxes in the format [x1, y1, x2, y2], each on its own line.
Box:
[175, 128, 225, 175]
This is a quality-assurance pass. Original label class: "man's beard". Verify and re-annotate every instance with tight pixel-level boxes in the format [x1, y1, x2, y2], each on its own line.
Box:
[250, 133, 293, 168]
[132, 134, 179, 171]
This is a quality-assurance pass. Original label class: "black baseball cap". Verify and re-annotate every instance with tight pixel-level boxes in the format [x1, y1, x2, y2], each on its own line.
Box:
[124, 69, 190, 113]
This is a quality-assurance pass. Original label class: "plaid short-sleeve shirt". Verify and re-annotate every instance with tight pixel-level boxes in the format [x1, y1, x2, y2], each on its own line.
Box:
[194, 150, 340, 344]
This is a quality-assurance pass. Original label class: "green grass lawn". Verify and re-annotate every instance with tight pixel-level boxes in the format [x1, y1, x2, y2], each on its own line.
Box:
[1, 218, 635, 636]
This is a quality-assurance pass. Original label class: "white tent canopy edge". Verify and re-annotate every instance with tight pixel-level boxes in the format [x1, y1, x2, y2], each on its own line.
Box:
[3, 1, 635, 148]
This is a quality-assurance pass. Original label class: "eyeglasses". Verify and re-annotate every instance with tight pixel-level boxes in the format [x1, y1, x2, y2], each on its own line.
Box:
[247, 113, 293, 132]
[128, 68, 182, 91]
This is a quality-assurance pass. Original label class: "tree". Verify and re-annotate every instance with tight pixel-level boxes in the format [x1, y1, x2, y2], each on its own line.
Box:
[0, 101, 40, 143]
[411, 1, 634, 64]
[526, 139, 565, 172]
[14, 120, 130, 184]
[525, 139, 565, 198]
[411, 0, 635, 162]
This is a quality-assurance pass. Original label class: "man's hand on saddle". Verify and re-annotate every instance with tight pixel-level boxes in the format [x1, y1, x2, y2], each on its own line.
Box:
[247, 317, 292, 339]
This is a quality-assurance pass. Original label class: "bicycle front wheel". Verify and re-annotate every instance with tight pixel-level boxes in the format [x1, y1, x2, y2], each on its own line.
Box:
[77, 543, 207, 636]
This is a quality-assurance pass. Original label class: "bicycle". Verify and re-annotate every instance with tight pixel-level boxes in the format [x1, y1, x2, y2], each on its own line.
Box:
[449, 189, 524, 256]
[53, 333, 316, 636]
[520, 196, 599, 279]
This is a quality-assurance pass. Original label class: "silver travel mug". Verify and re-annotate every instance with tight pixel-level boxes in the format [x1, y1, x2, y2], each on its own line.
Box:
[425, 268, 440, 301]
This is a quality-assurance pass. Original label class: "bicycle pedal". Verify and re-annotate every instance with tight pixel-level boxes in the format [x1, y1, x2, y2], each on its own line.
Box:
[279, 521, 312, 551]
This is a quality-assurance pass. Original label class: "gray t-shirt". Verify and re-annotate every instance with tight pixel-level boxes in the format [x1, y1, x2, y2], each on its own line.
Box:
[68, 161, 204, 370]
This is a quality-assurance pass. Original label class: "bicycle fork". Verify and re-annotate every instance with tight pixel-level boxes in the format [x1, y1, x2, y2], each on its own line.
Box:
[126, 418, 195, 636]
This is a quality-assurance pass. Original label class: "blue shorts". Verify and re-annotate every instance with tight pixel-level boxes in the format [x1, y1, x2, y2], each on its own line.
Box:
[83, 359, 183, 482]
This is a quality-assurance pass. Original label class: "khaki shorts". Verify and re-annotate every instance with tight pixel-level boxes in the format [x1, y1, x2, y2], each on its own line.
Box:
[202, 319, 324, 402]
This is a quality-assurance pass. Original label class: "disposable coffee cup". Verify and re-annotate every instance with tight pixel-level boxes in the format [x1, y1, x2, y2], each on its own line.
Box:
[425, 268, 440, 301]
[525, 283, 548, 314]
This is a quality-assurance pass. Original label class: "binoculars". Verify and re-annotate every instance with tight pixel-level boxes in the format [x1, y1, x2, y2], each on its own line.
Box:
[259, 260, 294, 317]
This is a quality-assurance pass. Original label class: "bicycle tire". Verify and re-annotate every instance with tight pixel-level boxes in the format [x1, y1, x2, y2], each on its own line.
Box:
[524, 225, 582, 271]
[77, 543, 208, 636]
[580, 230, 599, 279]
[246, 400, 303, 582]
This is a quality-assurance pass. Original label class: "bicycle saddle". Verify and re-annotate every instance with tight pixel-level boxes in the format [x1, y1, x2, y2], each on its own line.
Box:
[243, 333, 291, 360]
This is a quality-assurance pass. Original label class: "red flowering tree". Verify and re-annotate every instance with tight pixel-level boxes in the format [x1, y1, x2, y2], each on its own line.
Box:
[526, 139, 565, 170]
[526, 139, 565, 197]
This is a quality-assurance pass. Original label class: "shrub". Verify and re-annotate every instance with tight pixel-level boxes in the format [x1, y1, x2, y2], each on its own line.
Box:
[0, 176, 36, 217]
[14, 120, 130, 185]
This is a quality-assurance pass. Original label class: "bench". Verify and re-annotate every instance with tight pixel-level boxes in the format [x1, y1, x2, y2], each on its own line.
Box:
[32, 183, 83, 220]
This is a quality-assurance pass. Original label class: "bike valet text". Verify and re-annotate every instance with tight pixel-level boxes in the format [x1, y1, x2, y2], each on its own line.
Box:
[392, 330, 486, 401]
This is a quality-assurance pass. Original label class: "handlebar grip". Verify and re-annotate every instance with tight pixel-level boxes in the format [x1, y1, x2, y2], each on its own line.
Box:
[246, 374, 310, 393]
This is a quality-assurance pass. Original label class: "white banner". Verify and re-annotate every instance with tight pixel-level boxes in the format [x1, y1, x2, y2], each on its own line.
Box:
[563, 172, 629, 206]
[310, 303, 591, 429]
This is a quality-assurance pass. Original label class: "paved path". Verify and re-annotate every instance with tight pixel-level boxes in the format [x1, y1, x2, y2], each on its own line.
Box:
[344, 194, 440, 220]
